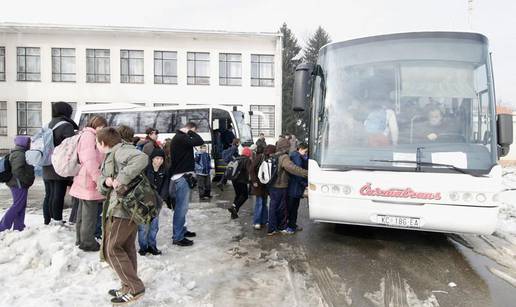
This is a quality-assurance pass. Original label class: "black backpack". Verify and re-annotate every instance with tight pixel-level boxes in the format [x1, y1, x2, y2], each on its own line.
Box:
[0, 154, 12, 183]
[225, 157, 245, 181]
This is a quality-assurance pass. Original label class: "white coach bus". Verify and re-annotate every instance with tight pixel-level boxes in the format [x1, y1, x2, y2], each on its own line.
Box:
[75, 104, 254, 178]
[293, 32, 513, 235]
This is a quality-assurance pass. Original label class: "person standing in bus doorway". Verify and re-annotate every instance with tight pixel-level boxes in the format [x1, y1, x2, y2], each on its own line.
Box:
[168, 122, 204, 247]
[285, 143, 309, 234]
[195, 144, 212, 200]
[43, 102, 78, 225]
[137, 128, 160, 156]
[268, 138, 308, 236]
[69, 116, 107, 252]
[217, 138, 241, 191]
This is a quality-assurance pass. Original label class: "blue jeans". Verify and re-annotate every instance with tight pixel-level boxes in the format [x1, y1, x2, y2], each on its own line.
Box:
[138, 215, 159, 250]
[268, 188, 288, 232]
[172, 177, 191, 241]
[253, 196, 268, 225]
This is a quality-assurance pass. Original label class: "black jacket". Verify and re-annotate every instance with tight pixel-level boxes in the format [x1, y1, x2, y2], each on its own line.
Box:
[42, 116, 79, 181]
[233, 156, 251, 184]
[168, 130, 204, 176]
[7, 146, 35, 188]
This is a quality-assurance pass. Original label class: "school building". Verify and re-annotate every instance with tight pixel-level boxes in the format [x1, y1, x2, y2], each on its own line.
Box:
[0, 23, 283, 149]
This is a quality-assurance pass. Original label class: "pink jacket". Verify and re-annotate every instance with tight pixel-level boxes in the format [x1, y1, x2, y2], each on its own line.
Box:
[69, 127, 105, 201]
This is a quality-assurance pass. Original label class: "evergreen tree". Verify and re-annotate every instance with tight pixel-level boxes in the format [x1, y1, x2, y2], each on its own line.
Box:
[280, 23, 302, 138]
[303, 26, 331, 65]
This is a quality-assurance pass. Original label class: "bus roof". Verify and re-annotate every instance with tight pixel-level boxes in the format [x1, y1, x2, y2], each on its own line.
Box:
[77, 103, 239, 113]
[321, 31, 488, 51]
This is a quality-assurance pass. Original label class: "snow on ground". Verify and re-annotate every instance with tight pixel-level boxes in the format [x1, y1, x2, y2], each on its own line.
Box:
[0, 199, 325, 307]
[459, 167, 516, 288]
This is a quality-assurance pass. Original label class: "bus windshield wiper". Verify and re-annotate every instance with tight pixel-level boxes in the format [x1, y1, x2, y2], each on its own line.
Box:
[369, 159, 479, 176]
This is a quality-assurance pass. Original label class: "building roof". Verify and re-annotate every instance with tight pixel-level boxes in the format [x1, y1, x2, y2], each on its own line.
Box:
[0, 22, 282, 40]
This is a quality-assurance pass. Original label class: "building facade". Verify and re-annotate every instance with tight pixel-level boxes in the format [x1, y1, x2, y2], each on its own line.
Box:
[0, 23, 282, 149]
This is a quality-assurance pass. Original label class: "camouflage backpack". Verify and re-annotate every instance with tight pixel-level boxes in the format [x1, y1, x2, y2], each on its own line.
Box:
[111, 153, 158, 225]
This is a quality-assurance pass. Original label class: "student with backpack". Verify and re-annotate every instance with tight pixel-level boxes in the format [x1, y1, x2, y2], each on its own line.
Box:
[69, 116, 107, 252]
[195, 144, 212, 200]
[136, 128, 160, 156]
[249, 144, 271, 230]
[227, 147, 252, 219]
[217, 138, 240, 191]
[0, 136, 35, 232]
[138, 148, 168, 256]
[97, 127, 148, 305]
[286, 143, 309, 234]
[267, 138, 308, 236]
[41, 102, 78, 225]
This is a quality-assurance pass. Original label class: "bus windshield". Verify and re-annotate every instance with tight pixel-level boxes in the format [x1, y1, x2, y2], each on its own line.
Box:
[312, 35, 497, 174]
[232, 110, 253, 145]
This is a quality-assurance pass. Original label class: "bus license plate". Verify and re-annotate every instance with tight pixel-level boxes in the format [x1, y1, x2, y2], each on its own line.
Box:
[377, 215, 420, 228]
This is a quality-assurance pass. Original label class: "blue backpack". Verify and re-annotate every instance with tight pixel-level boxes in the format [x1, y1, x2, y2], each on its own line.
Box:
[364, 109, 387, 133]
[25, 121, 69, 167]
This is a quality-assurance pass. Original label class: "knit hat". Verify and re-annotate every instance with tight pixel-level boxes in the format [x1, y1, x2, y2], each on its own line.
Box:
[52, 102, 73, 118]
[14, 135, 31, 149]
[275, 138, 290, 153]
[150, 148, 165, 160]
[241, 147, 252, 158]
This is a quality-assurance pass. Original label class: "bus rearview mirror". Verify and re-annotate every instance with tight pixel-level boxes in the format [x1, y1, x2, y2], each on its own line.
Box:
[497, 113, 513, 157]
[293, 63, 314, 112]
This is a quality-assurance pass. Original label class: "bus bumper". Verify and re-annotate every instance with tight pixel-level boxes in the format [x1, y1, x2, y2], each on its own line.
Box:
[308, 196, 499, 235]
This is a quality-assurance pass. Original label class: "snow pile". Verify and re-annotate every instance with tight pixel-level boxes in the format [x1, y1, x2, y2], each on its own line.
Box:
[497, 167, 516, 235]
[0, 201, 325, 306]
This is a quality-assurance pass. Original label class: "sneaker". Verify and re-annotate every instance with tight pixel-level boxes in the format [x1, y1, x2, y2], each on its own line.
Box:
[217, 183, 224, 191]
[253, 224, 261, 230]
[267, 231, 278, 236]
[228, 206, 238, 219]
[283, 228, 296, 235]
[111, 290, 145, 305]
[138, 249, 147, 256]
[185, 231, 196, 237]
[147, 246, 162, 255]
[108, 289, 124, 297]
[79, 243, 100, 252]
[173, 238, 194, 246]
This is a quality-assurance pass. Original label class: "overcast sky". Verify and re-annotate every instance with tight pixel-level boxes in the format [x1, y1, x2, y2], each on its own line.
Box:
[2, 0, 515, 105]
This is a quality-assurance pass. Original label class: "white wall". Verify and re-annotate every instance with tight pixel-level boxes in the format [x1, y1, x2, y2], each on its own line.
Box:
[0, 26, 282, 149]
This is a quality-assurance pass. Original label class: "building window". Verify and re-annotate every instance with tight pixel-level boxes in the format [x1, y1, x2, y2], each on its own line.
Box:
[0, 101, 7, 135]
[251, 54, 274, 87]
[17, 101, 42, 135]
[154, 51, 177, 84]
[17, 47, 40, 81]
[86, 49, 110, 83]
[250, 105, 275, 137]
[121, 50, 144, 83]
[0, 47, 5, 81]
[187, 52, 210, 85]
[52, 48, 76, 82]
[219, 53, 242, 86]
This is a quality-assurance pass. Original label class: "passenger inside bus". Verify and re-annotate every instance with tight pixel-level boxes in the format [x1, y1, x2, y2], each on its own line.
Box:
[412, 106, 463, 143]
[363, 98, 399, 146]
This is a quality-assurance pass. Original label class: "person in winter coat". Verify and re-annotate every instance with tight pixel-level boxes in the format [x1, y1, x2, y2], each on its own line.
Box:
[42, 101, 78, 225]
[286, 143, 309, 234]
[227, 147, 253, 219]
[0, 136, 35, 232]
[268, 138, 308, 236]
[195, 144, 212, 200]
[168, 122, 205, 247]
[255, 133, 267, 149]
[217, 138, 240, 191]
[97, 127, 147, 305]
[137, 127, 160, 156]
[249, 144, 270, 230]
[69, 116, 107, 252]
[138, 148, 169, 256]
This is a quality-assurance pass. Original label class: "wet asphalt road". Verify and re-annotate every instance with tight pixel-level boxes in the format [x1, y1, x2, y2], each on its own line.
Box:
[217, 187, 516, 307]
[2, 180, 515, 307]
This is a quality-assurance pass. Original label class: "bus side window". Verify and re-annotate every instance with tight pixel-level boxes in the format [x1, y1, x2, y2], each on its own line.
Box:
[156, 110, 176, 133]
[111, 112, 138, 130]
[139, 111, 158, 134]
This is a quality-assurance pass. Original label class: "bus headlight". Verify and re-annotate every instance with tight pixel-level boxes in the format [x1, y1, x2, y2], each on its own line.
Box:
[463, 192, 473, 202]
[449, 192, 460, 201]
[475, 193, 487, 203]
[341, 185, 352, 195]
[321, 185, 329, 193]
[331, 185, 340, 194]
